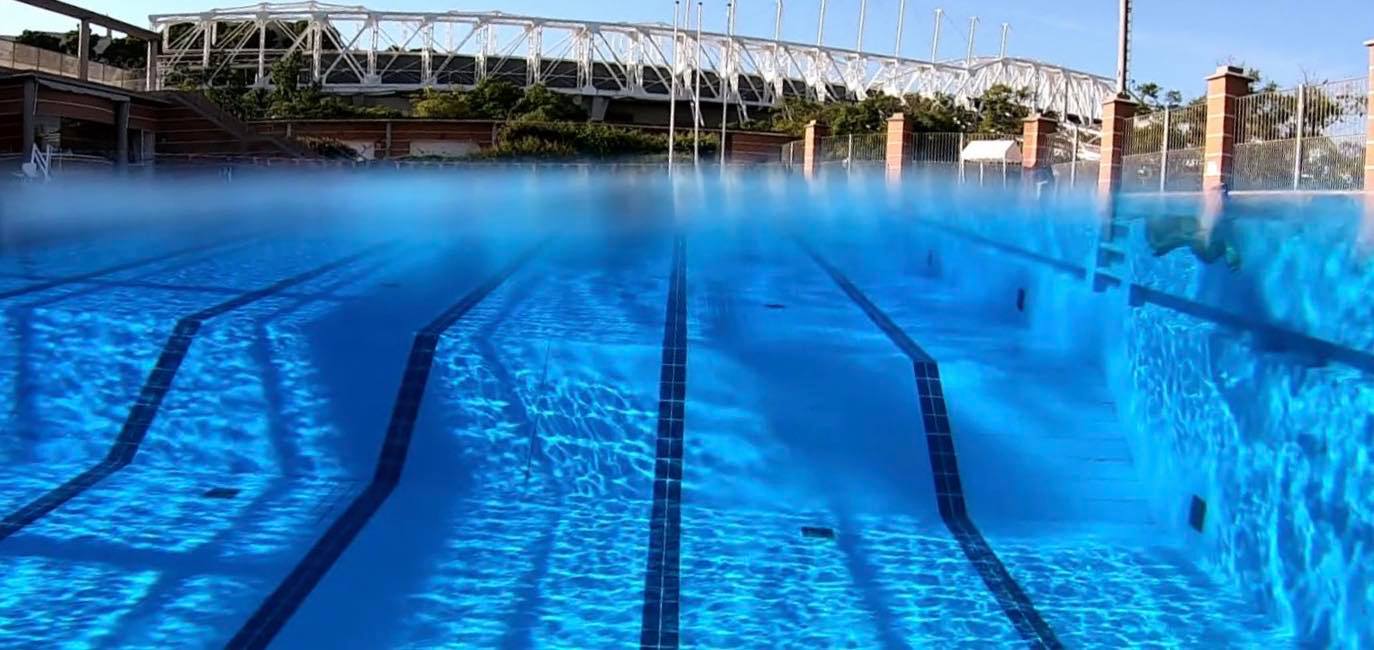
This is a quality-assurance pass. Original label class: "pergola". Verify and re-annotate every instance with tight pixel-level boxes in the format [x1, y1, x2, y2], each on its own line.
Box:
[10, 0, 160, 86]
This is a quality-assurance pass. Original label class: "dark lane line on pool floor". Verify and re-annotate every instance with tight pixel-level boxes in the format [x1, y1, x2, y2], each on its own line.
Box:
[0, 230, 262, 301]
[0, 242, 395, 543]
[639, 235, 687, 650]
[796, 238, 1064, 650]
[225, 238, 552, 650]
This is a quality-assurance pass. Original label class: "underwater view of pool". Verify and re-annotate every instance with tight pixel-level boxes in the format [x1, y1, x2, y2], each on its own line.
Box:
[0, 168, 1367, 648]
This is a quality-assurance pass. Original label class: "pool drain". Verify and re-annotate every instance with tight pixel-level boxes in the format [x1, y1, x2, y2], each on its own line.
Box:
[1189, 495, 1207, 532]
[801, 526, 836, 539]
[1016, 288, 1027, 312]
[764, 303, 786, 310]
[203, 487, 241, 499]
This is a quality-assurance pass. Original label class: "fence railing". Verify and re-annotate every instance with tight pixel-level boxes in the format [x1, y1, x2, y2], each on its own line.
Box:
[1233, 77, 1369, 191]
[0, 38, 145, 91]
[1119, 103, 1207, 193]
[814, 132, 886, 167]
[781, 140, 801, 167]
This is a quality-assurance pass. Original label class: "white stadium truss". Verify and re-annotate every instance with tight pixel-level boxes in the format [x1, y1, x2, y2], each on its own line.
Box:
[149, 1, 1117, 121]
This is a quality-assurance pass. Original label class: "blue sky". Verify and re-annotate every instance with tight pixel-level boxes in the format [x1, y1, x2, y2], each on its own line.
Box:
[3, 0, 1371, 94]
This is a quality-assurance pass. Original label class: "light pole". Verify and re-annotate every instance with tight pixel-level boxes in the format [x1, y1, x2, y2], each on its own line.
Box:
[668, 0, 680, 174]
[1116, 0, 1132, 96]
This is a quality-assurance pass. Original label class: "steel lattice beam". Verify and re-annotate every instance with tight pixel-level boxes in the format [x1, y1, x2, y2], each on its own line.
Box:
[149, 1, 1116, 121]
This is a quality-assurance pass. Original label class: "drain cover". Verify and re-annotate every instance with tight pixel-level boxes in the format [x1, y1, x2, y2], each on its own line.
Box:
[764, 303, 787, 310]
[1189, 495, 1207, 532]
[203, 487, 241, 499]
[801, 526, 836, 539]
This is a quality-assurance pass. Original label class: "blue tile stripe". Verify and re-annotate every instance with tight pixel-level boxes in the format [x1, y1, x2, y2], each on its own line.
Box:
[640, 235, 687, 650]
[225, 239, 551, 650]
[799, 240, 1064, 650]
[0, 234, 257, 301]
[0, 242, 392, 544]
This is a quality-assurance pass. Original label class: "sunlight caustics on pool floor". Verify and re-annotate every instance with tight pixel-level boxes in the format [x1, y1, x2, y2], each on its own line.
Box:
[0, 215, 1286, 648]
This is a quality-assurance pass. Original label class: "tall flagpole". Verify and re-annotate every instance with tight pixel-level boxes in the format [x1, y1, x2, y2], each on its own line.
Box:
[668, 0, 681, 174]
[693, 1, 703, 165]
[719, 1, 734, 166]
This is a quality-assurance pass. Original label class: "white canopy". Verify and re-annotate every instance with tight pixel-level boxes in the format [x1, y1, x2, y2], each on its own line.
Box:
[959, 140, 1023, 163]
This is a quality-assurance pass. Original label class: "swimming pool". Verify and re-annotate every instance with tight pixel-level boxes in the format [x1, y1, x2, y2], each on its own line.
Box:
[0, 169, 1356, 647]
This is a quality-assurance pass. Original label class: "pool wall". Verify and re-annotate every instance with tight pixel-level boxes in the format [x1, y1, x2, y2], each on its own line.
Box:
[923, 194, 1372, 647]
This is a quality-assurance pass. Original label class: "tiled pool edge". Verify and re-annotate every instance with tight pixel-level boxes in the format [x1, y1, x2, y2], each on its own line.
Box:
[224, 238, 550, 649]
[639, 235, 687, 650]
[798, 239, 1064, 650]
[0, 242, 392, 543]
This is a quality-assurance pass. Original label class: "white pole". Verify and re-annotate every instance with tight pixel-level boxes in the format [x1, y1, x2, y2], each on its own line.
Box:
[894, 0, 907, 57]
[816, 0, 827, 46]
[930, 8, 943, 62]
[1159, 106, 1170, 192]
[999, 23, 1009, 58]
[693, 1, 702, 165]
[668, 1, 680, 174]
[965, 17, 977, 67]
[722, 1, 735, 166]
[1116, 0, 1130, 95]
[1293, 83, 1305, 190]
[773, 0, 782, 41]
[856, 0, 867, 52]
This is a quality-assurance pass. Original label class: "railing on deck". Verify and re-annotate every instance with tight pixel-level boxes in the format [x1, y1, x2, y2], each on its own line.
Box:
[0, 38, 145, 91]
[1233, 77, 1369, 192]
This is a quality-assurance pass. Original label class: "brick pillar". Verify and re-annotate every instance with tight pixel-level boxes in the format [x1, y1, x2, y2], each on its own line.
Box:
[1203, 65, 1253, 192]
[1021, 114, 1058, 170]
[1097, 96, 1137, 195]
[885, 113, 914, 183]
[802, 120, 829, 180]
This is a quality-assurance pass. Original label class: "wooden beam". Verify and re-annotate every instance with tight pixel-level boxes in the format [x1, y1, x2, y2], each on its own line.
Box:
[11, 0, 158, 41]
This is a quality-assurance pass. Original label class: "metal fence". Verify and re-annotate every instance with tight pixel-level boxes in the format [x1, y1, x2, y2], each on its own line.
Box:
[781, 140, 801, 168]
[0, 38, 145, 91]
[1119, 102, 1207, 193]
[1047, 126, 1101, 192]
[1233, 77, 1369, 191]
[910, 132, 965, 162]
[815, 132, 887, 168]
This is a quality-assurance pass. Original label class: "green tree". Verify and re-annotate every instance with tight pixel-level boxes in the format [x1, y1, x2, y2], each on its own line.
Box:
[512, 85, 587, 122]
[465, 78, 524, 119]
[826, 94, 904, 134]
[16, 29, 146, 69]
[901, 92, 978, 132]
[974, 84, 1033, 134]
[259, 51, 397, 119]
[411, 88, 472, 118]
[769, 96, 826, 136]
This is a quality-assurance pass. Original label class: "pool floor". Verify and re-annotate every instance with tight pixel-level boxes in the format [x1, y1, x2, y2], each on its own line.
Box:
[0, 222, 1289, 648]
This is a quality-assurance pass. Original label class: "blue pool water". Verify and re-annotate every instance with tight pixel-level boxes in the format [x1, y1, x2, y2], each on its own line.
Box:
[0, 169, 1364, 647]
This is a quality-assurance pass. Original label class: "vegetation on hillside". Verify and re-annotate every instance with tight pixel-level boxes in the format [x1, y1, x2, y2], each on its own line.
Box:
[166, 51, 399, 120]
[742, 84, 1034, 136]
[14, 30, 146, 69]
[410, 79, 587, 121]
